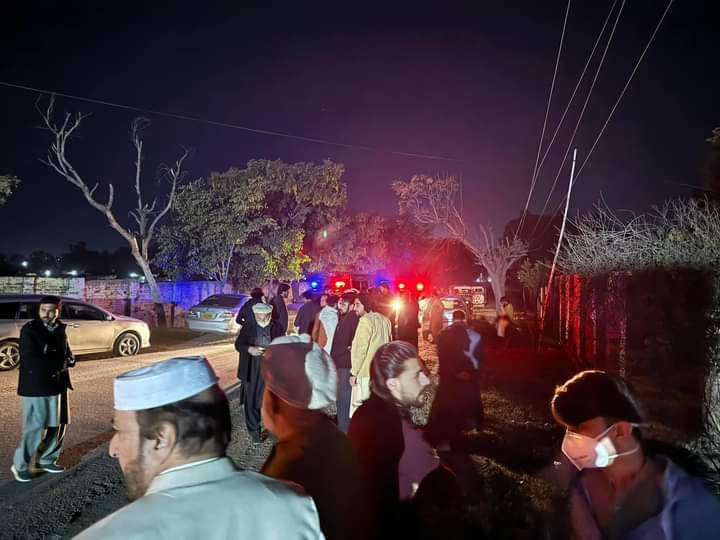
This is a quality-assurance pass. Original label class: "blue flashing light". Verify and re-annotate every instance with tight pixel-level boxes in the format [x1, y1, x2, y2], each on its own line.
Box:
[310, 280, 320, 290]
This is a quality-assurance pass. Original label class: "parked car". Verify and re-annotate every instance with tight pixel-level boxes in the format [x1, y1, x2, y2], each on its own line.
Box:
[0, 294, 151, 371]
[185, 294, 250, 334]
[421, 296, 471, 341]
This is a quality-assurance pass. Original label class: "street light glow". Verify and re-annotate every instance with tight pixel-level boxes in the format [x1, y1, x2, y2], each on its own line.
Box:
[129, 272, 139, 278]
[44, 270, 52, 277]
[21, 261, 28, 268]
[69, 270, 78, 276]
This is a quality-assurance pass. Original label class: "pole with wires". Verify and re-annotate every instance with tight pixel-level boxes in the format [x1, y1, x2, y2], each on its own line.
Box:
[538, 148, 577, 350]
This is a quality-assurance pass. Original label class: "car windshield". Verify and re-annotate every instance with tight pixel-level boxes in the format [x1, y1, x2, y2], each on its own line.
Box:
[199, 295, 246, 308]
[441, 299, 463, 310]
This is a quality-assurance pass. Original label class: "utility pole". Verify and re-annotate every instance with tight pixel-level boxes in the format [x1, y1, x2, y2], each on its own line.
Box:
[538, 148, 577, 349]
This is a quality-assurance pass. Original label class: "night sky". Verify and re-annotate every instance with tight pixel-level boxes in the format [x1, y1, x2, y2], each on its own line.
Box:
[1, 1, 718, 255]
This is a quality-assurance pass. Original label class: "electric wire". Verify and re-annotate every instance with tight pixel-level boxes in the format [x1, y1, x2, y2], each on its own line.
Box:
[529, 0, 627, 240]
[534, 0, 675, 242]
[0, 80, 464, 163]
[516, 0, 571, 237]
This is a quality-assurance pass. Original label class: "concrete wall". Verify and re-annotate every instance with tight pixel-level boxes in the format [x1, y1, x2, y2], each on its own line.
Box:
[0, 277, 231, 327]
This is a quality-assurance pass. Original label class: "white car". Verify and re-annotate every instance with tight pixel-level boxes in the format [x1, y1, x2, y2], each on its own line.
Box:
[185, 294, 250, 334]
[0, 294, 151, 371]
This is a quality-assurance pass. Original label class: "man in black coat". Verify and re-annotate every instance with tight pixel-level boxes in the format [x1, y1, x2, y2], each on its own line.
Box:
[235, 302, 283, 443]
[235, 287, 264, 327]
[330, 291, 359, 433]
[293, 290, 321, 335]
[270, 283, 291, 335]
[12, 296, 75, 482]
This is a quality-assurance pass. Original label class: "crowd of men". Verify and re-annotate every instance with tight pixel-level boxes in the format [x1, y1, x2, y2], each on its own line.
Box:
[10, 291, 720, 539]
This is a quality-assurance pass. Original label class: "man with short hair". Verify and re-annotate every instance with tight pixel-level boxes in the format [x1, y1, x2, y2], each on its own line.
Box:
[12, 295, 75, 482]
[330, 291, 359, 433]
[75, 356, 323, 539]
[294, 290, 321, 335]
[271, 283, 291, 335]
[235, 302, 282, 443]
[261, 335, 368, 540]
[348, 341, 436, 536]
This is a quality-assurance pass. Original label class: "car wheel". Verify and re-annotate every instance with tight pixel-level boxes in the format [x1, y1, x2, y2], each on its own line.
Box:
[113, 332, 141, 357]
[0, 339, 20, 371]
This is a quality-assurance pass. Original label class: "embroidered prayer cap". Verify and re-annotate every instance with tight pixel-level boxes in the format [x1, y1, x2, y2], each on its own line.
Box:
[262, 334, 337, 410]
[114, 356, 219, 411]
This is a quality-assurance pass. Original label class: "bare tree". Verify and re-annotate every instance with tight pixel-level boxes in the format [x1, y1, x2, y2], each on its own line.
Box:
[393, 174, 528, 309]
[38, 97, 189, 327]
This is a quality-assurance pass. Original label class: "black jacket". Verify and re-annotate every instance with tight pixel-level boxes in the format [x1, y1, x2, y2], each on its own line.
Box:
[235, 320, 283, 381]
[294, 301, 321, 335]
[270, 295, 289, 335]
[235, 297, 263, 326]
[17, 319, 75, 397]
[330, 311, 359, 369]
[348, 393, 404, 535]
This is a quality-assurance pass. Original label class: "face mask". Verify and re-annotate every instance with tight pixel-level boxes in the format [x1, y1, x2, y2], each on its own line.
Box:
[561, 423, 639, 470]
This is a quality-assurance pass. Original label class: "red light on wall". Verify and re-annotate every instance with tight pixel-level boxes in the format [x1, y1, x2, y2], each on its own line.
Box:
[335, 280, 346, 289]
[398, 282, 406, 290]
[416, 282, 425, 292]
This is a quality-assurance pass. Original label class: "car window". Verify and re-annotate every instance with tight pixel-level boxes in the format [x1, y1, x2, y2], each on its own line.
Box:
[200, 295, 246, 308]
[17, 302, 38, 319]
[62, 303, 107, 321]
[0, 302, 19, 320]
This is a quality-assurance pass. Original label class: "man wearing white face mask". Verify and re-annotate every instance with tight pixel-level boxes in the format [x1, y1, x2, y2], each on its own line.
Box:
[552, 370, 720, 539]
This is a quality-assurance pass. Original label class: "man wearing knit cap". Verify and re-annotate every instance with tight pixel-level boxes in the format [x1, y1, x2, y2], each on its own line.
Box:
[75, 356, 323, 540]
[234, 302, 282, 443]
[261, 335, 369, 540]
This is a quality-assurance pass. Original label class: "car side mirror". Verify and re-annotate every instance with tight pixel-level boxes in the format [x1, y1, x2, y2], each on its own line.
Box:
[106, 314, 114, 321]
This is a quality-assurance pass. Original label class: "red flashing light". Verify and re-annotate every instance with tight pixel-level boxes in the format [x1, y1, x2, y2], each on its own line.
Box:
[335, 280, 346, 289]
[416, 282, 425, 292]
[398, 282, 406, 290]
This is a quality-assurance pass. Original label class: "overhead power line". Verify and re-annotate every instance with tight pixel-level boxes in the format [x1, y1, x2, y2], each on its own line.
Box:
[529, 0, 627, 240]
[535, 0, 676, 242]
[0, 80, 464, 163]
[517, 0, 572, 237]
[519, 0, 620, 236]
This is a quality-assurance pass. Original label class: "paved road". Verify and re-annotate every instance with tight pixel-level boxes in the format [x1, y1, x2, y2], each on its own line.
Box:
[0, 341, 238, 485]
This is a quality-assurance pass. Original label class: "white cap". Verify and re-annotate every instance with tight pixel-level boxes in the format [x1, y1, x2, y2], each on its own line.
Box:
[262, 334, 337, 410]
[252, 303, 273, 314]
[114, 356, 219, 411]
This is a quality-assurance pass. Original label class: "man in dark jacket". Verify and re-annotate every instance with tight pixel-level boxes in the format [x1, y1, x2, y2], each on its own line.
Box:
[270, 283, 291, 335]
[293, 290, 321, 335]
[425, 309, 484, 449]
[12, 296, 75, 482]
[235, 287, 264, 327]
[330, 291, 359, 433]
[348, 341, 433, 537]
[235, 302, 283, 443]
[396, 291, 420, 349]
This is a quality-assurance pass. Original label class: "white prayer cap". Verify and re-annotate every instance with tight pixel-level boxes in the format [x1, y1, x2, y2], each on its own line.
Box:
[262, 334, 337, 410]
[114, 356, 219, 411]
[252, 302, 273, 314]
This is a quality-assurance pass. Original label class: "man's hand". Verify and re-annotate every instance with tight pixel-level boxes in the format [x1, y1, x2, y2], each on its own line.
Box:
[349, 375, 357, 386]
[248, 346, 265, 357]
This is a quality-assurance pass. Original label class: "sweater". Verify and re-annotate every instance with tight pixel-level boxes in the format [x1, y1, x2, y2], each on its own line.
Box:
[350, 312, 392, 377]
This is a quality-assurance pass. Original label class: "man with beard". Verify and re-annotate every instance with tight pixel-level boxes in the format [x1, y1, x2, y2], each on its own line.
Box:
[270, 283, 291, 335]
[348, 341, 437, 536]
[235, 303, 282, 443]
[74, 356, 323, 539]
[12, 296, 75, 482]
[330, 291, 359, 433]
